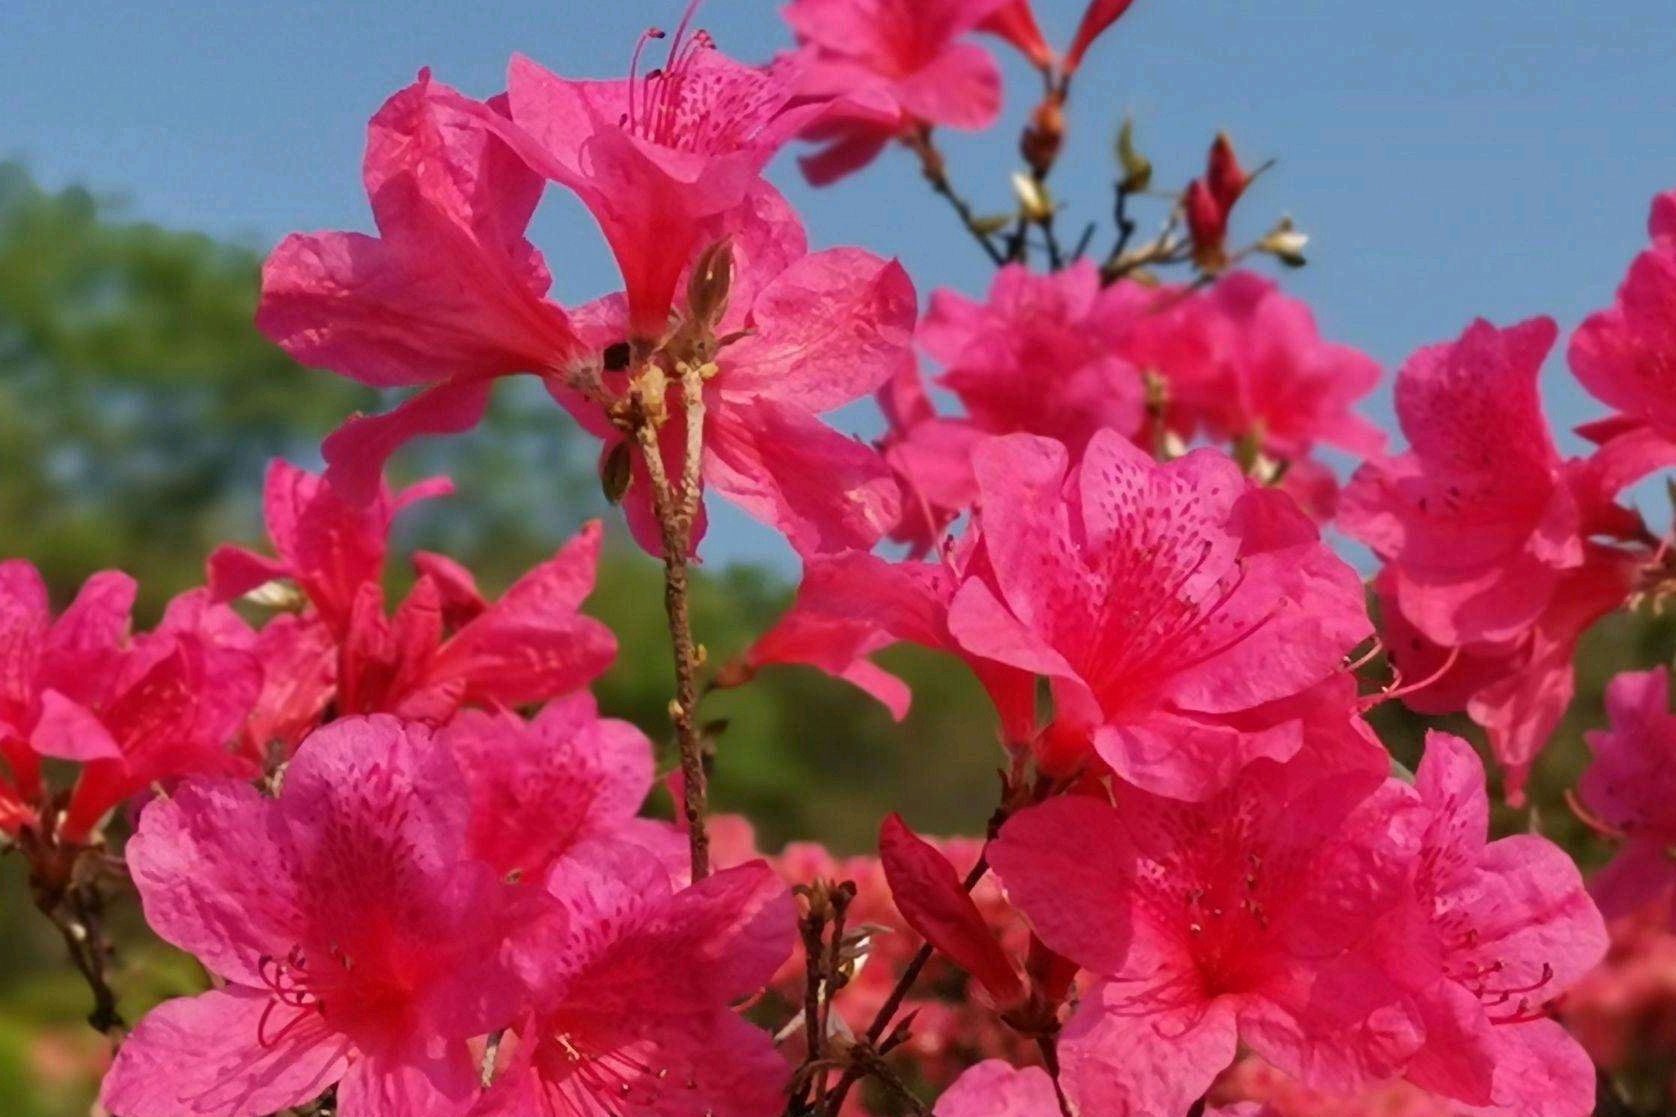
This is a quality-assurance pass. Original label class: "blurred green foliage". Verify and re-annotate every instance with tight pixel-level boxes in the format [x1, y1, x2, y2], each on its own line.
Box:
[1, 164, 1671, 1114]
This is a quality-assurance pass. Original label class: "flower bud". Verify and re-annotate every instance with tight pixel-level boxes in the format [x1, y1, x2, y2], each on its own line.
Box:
[1207, 131, 1250, 211]
[600, 440, 633, 504]
[1020, 96, 1065, 179]
[1184, 178, 1229, 272]
[1011, 171, 1054, 223]
[1260, 217, 1309, 267]
[1116, 117, 1152, 193]
[686, 236, 735, 334]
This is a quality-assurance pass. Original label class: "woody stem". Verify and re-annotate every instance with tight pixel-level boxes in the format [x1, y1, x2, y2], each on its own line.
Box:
[903, 126, 1004, 267]
[633, 364, 711, 881]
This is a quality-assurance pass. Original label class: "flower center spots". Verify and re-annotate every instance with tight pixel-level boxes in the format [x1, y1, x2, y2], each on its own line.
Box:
[1449, 928, 1558, 1025]
[620, 4, 787, 156]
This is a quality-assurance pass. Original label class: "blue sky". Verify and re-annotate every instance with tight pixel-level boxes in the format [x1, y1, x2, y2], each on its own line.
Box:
[5, 1, 1675, 566]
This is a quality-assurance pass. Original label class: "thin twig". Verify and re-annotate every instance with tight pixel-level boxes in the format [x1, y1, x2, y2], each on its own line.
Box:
[903, 127, 1004, 266]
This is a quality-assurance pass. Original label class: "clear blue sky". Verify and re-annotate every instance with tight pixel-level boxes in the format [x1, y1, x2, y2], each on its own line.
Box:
[6, 1, 1675, 567]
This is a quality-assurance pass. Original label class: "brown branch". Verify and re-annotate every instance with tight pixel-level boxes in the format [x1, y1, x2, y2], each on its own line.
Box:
[903, 127, 1004, 266]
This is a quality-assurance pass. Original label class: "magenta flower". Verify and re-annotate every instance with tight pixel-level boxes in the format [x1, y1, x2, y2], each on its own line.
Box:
[1580, 667, 1676, 923]
[875, 362, 983, 555]
[1375, 552, 1637, 804]
[934, 1060, 1062, 1117]
[44, 589, 262, 843]
[212, 461, 614, 742]
[1394, 732, 1607, 1117]
[785, 0, 1009, 185]
[947, 431, 1369, 799]
[258, 72, 588, 504]
[103, 716, 524, 1117]
[1166, 271, 1385, 466]
[210, 460, 451, 640]
[0, 561, 136, 835]
[919, 261, 1148, 455]
[442, 695, 679, 882]
[474, 840, 795, 1117]
[551, 207, 915, 557]
[1569, 190, 1676, 490]
[990, 753, 1419, 1117]
[505, 11, 819, 343]
[1340, 318, 1622, 649]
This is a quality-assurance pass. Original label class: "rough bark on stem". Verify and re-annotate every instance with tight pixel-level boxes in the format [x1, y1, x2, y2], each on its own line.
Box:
[632, 362, 712, 880]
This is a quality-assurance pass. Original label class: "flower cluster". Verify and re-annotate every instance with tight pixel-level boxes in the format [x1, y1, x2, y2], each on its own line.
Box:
[8, 3, 1676, 1117]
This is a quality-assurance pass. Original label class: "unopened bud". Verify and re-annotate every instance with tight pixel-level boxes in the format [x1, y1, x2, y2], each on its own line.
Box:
[1260, 217, 1309, 267]
[1207, 132, 1250, 211]
[600, 441, 633, 504]
[244, 579, 307, 612]
[1020, 97, 1064, 179]
[1011, 171, 1054, 223]
[1183, 179, 1229, 272]
[686, 237, 735, 332]
[1116, 117, 1152, 193]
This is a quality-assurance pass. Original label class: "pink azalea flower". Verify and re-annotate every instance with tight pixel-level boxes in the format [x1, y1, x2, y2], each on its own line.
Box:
[505, 10, 820, 343]
[933, 1060, 1061, 1117]
[977, 2, 1054, 70]
[212, 462, 614, 744]
[103, 716, 524, 1117]
[209, 460, 451, 639]
[919, 261, 1148, 455]
[947, 431, 1369, 799]
[785, 0, 1009, 185]
[1341, 317, 1624, 649]
[875, 363, 982, 556]
[474, 840, 794, 1117]
[43, 589, 262, 843]
[550, 205, 914, 558]
[741, 541, 1039, 749]
[1392, 732, 1607, 1117]
[1063, 0, 1141, 75]
[259, 73, 588, 504]
[1164, 271, 1385, 465]
[0, 561, 136, 835]
[442, 695, 679, 882]
[1580, 667, 1676, 923]
[990, 752, 1419, 1117]
[1374, 547, 1638, 805]
[1569, 190, 1676, 491]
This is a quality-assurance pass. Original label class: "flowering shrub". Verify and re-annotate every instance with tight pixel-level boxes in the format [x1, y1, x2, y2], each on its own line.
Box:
[8, 3, 1676, 1116]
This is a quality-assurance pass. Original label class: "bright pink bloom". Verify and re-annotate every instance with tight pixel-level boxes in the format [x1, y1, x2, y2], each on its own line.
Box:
[49, 590, 262, 842]
[505, 14, 818, 342]
[259, 73, 587, 504]
[920, 261, 1147, 454]
[104, 716, 523, 1117]
[1164, 272, 1385, 465]
[442, 695, 678, 882]
[786, 0, 1009, 185]
[934, 1060, 1061, 1117]
[209, 460, 451, 639]
[1375, 551, 1637, 804]
[977, 3, 1054, 69]
[0, 561, 136, 834]
[1211, 1058, 1466, 1117]
[1342, 317, 1639, 648]
[1560, 904, 1676, 1073]
[990, 754, 1418, 1117]
[879, 813, 1024, 1006]
[475, 840, 794, 1117]
[1391, 732, 1606, 1117]
[875, 363, 982, 555]
[1580, 667, 1676, 923]
[1569, 190, 1676, 490]
[742, 542, 1038, 747]
[213, 462, 615, 742]
[552, 210, 914, 557]
[948, 431, 1369, 799]
[1063, 0, 1140, 74]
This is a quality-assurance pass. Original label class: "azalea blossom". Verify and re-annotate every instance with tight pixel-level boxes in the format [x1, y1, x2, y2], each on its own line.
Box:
[103, 716, 524, 1117]
[919, 260, 1148, 454]
[874, 362, 982, 555]
[1391, 732, 1606, 1117]
[474, 839, 795, 1117]
[1579, 667, 1676, 923]
[990, 750, 1417, 1117]
[933, 1060, 1063, 1117]
[442, 695, 679, 882]
[259, 73, 588, 504]
[785, 0, 1010, 185]
[212, 461, 615, 746]
[1569, 186, 1676, 490]
[947, 431, 1368, 798]
[505, 10, 819, 342]
[547, 203, 914, 557]
[0, 561, 136, 835]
